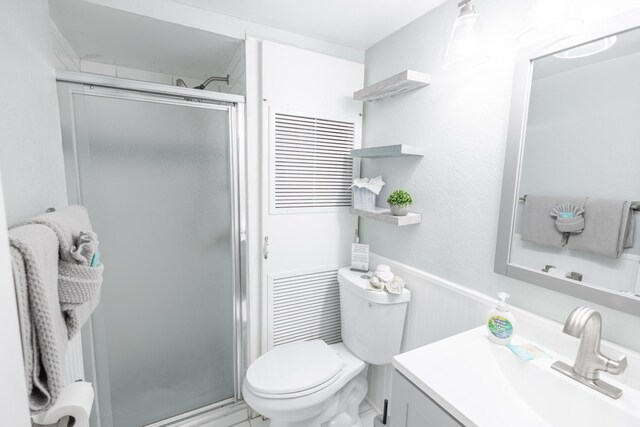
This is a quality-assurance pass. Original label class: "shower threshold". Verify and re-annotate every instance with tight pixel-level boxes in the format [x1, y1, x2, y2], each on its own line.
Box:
[144, 399, 249, 427]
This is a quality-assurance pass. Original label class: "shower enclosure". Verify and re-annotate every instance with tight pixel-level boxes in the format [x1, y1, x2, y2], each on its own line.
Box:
[56, 73, 246, 427]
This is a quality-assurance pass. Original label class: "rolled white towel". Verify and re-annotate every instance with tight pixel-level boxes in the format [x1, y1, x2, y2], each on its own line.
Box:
[368, 264, 406, 295]
[373, 264, 394, 282]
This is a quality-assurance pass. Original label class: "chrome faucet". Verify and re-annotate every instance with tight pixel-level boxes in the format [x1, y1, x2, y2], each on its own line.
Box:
[552, 306, 627, 398]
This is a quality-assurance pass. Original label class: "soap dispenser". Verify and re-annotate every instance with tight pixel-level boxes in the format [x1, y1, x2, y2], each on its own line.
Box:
[487, 292, 516, 345]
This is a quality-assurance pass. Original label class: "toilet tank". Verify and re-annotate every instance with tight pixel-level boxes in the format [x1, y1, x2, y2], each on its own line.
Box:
[338, 267, 410, 365]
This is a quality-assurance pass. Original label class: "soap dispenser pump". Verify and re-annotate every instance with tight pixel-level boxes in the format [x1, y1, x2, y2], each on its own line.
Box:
[487, 292, 516, 345]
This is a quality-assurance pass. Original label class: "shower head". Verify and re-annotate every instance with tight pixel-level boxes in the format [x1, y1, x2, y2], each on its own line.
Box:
[194, 75, 230, 90]
[175, 75, 230, 90]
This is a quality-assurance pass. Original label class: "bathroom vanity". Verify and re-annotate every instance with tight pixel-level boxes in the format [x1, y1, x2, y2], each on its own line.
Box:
[389, 369, 461, 427]
[390, 313, 640, 427]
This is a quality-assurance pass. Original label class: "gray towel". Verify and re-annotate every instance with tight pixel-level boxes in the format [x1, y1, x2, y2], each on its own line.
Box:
[18, 206, 93, 263]
[58, 261, 104, 336]
[520, 195, 587, 247]
[567, 199, 636, 258]
[17, 206, 103, 338]
[9, 224, 68, 413]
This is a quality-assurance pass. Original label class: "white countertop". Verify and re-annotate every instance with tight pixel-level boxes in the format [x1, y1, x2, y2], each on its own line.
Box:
[392, 326, 640, 427]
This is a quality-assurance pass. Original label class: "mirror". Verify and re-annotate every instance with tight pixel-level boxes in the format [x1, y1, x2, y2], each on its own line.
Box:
[496, 15, 640, 316]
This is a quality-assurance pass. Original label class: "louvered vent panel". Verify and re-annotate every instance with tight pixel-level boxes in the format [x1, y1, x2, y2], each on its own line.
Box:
[270, 269, 342, 347]
[272, 112, 355, 211]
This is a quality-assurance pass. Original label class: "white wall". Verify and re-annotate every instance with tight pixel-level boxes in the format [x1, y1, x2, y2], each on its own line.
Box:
[80, 0, 363, 63]
[50, 19, 81, 72]
[0, 1, 68, 226]
[244, 37, 263, 369]
[77, 46, 246, 94]
[220, 44, 246, 96]
[0, 1, 62, 424]
[0, 180, 30, 426]
[359, 0, 640, 363]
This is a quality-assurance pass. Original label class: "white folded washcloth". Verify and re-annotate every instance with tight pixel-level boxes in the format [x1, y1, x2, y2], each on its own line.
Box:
[350, 176, 386, 195]
[385, 276, 406, 295]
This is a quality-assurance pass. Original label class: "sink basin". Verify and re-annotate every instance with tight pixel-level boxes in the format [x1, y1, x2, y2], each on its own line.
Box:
[392, 327, 640, 427]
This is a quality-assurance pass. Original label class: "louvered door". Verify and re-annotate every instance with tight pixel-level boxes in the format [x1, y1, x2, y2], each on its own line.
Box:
[270, 110, 355, 213]
[260, 41, 363, 352]
[267, 268, 342, 348]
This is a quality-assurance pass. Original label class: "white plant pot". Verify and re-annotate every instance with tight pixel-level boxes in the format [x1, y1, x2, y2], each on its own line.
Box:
[390, 205, 410, 216]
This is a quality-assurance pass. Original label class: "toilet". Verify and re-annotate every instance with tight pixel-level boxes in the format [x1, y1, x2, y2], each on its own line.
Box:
[243, 267, 411, 427]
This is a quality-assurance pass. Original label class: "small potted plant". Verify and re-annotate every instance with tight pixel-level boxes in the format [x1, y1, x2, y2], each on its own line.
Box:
[387, 189, 412, 216]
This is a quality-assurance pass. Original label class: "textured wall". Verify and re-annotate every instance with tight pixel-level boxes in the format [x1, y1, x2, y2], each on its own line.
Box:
[0, 1, 67, 424]
[0, 1, 67, 226]
[360, 0, 640, 351]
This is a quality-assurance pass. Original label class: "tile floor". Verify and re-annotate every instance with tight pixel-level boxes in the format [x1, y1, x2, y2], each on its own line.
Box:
[233, 401, 378, 427]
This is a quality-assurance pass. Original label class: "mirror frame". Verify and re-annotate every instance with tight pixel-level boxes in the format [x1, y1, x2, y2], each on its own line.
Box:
[495, 10, 640, 316]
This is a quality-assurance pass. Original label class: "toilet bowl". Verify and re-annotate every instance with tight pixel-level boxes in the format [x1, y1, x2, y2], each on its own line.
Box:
[243, 267, 410, 427]
[243, 341, 366, 427]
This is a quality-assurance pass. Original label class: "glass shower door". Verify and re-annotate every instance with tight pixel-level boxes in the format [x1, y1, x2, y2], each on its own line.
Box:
[58, 84, 241, 427]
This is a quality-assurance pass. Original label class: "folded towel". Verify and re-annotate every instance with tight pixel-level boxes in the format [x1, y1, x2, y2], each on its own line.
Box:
[567, 199, 635, 258]
[58, 262, 104, 336]
[9, 224, 68, 413]
[520, 195, 587, 247]
[350, 176, 386, 195]
[17, 206, 103, 338]
[18, 206, 93, 263]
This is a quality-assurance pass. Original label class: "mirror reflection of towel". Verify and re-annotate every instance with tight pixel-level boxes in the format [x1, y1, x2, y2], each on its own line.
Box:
[520, 195, 586, 247]
[567, 199, 635, 258]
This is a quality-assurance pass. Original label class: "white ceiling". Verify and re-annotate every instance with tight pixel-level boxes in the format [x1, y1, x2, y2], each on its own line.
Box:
[174, 0, 449, 50]
[50, 0, 243, 80]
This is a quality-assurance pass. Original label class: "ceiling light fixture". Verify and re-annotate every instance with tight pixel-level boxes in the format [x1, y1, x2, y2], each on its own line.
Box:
[443, 0, 488, 70]
[553, 35, 618, 59]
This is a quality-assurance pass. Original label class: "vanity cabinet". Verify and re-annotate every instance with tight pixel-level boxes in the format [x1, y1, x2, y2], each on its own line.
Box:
[390, 370, 463, 427]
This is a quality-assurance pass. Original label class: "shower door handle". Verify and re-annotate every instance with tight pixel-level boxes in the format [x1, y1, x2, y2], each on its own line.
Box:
[263, 236, 269, 260]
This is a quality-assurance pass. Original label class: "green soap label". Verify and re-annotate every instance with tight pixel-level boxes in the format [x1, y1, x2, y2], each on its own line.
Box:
[488, 316, 513, 339]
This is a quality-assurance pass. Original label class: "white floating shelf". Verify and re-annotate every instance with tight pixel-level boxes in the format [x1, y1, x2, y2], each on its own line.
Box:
[351, 144, 424, 158]
[350, 207, 422, 226]
[353, 70, 431, 102]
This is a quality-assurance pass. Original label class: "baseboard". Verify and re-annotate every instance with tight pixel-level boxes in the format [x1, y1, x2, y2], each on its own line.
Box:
[364, 396, 381, 415]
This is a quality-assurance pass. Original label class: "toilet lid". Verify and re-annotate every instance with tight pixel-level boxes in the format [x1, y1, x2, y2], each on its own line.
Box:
[246, 340, 344, 396]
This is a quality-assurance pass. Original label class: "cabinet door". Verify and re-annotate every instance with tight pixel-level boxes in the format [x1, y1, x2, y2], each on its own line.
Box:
[390, 370, 463, 427]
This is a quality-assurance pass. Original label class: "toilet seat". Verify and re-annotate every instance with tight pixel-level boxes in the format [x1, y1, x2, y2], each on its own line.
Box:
[245, 340, 344, 399]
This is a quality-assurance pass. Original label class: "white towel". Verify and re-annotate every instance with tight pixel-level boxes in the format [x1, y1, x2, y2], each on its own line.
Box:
[350, 176, 386, 195]
[9, 224, 69, 413]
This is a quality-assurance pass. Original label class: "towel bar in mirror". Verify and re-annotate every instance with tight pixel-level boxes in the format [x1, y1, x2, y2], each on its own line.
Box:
[495, 10, 640, 316]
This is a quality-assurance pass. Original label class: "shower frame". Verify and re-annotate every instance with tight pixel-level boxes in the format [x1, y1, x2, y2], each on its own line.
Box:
[55, 71, 249, 427]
